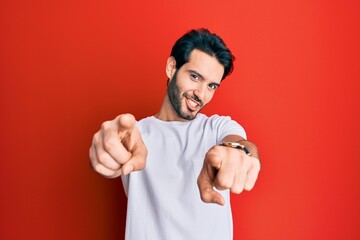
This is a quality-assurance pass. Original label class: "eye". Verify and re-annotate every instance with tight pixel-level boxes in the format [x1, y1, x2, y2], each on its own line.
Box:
[208, 83, 219, 90]
[190, 73, 200, 81]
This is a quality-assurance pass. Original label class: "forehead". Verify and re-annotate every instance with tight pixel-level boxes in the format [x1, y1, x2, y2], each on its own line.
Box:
[182, 49, 224, 83]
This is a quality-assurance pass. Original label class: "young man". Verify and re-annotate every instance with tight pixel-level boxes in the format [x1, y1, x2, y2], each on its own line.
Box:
[89, 29, 261, 239]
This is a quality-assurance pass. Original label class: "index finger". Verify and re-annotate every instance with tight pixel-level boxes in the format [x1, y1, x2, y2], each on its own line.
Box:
[100, 115, 135, 164]
[197, 162, 225, 206]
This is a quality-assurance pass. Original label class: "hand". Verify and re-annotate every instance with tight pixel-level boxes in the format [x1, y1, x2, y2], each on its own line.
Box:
[89, 114, 147, 178]
[197, 144, 261, 205]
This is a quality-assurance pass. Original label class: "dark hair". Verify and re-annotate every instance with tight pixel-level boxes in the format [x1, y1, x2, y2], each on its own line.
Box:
[170, 28, 235, 80]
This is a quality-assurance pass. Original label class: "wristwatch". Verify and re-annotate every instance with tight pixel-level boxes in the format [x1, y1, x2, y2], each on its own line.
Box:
[220, 142, 252, 156]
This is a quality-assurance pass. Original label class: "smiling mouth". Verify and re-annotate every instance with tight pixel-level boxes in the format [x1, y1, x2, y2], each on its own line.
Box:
[186, 97, 201, 111]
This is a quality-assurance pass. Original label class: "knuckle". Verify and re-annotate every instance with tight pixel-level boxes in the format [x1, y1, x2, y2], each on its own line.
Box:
[97, 152, 109, 165]
[231, 186, 244, 194]
[137, 161, 146, 170]
[119, 113, 135, 122]
[89, 147, 99, 167]
[253, 158, 261, 171]
[118, 114, 136, 128]
[93, 163, 103, 173]
[101, 121, 112, 131]
[216, 179, 232, 190]
[95, 164, 117, 178]
[208, 145, 222, 155]
[103, 138, 118, 153]
[238, 170, 247, 176]
[93, 131, 100, 139]
[92, 132, 101, 145]
[206, 149, 221, 165]
[200, 194, 207, 203]
[89, 147, 95, 160]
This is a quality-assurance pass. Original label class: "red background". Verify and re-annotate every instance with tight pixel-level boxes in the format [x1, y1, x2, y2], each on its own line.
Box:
[1, 0, 359, 239]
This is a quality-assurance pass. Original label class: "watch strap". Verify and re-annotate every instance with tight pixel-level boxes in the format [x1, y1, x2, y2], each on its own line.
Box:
[220, 142, 252, 156]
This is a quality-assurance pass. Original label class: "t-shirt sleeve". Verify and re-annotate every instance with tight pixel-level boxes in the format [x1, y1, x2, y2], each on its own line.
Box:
[211, 115, 247, 144]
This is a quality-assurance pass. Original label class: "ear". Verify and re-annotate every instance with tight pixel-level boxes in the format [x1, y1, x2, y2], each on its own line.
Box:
[166, 56, 177, 80]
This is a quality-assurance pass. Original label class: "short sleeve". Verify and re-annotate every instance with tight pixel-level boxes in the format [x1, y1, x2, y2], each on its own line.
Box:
[209, 115, 247, 144]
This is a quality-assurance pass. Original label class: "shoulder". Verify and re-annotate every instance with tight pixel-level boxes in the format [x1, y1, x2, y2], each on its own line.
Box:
[136, 116, 153, 125]
[195, 114, 244, 131]
[135, 116, 154, 132]
[205, 114, 247, 140]
[204, 114, 236, 126]
[191, 113, 240, 127]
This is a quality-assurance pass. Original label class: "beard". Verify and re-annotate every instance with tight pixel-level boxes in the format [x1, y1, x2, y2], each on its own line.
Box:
[167, 71, 204, 120]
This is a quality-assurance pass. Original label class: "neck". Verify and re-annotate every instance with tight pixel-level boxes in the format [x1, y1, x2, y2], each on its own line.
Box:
[155, 95, 189, 122]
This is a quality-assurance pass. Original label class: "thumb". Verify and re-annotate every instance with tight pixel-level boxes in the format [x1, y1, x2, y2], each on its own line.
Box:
[197, 163, 225, 206]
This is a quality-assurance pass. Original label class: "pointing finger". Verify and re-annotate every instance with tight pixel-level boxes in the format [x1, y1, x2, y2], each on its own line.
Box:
[117, 114, 141, 151]
[101, 117, 133, 164]
[117, 114, 137, 137]
[121, 137, 148, 175]
[197, 162, 225, 206]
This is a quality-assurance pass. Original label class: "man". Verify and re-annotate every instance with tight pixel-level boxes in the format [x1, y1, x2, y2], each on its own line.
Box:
[89, 28, 261, 239]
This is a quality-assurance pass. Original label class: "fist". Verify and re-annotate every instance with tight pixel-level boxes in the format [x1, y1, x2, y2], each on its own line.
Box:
[197, 144, 261, 205]
[89, 114, 148, 178]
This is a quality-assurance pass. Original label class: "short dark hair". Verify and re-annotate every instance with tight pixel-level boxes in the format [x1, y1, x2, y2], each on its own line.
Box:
[170, 28, 235, 80]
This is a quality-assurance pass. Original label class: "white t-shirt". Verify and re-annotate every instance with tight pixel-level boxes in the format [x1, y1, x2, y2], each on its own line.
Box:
[121, 114, 246, 240]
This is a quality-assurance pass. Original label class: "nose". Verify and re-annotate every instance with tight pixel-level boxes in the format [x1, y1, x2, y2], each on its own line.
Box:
[194, 83, 207, 103]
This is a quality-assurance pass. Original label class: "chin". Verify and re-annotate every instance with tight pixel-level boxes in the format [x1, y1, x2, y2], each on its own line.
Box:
[179, 110, 199, 121]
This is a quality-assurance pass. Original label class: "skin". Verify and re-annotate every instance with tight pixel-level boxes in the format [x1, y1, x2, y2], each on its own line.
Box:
[156, 49, 223, 121]
[89, 49, 261, 205]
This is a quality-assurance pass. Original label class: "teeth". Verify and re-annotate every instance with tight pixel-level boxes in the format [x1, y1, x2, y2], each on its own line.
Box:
[188, 99, 198, 108]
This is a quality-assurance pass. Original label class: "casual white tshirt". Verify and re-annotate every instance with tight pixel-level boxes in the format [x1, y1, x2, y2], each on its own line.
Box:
[121, 114, 246, 240]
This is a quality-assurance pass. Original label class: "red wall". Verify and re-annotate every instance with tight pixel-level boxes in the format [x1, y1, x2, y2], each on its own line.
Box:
[1, 0, 359, 239]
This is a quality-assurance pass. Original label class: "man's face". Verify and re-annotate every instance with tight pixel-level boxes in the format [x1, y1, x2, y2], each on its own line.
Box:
[167, 49, 224, 120]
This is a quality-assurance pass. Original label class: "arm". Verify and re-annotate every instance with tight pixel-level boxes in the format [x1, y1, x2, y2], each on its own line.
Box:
[89, 114, 147, 178]
[197, 134, 261, 205]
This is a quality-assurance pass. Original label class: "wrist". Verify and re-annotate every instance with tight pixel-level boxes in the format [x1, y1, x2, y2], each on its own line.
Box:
[220, 142, 252, 156]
